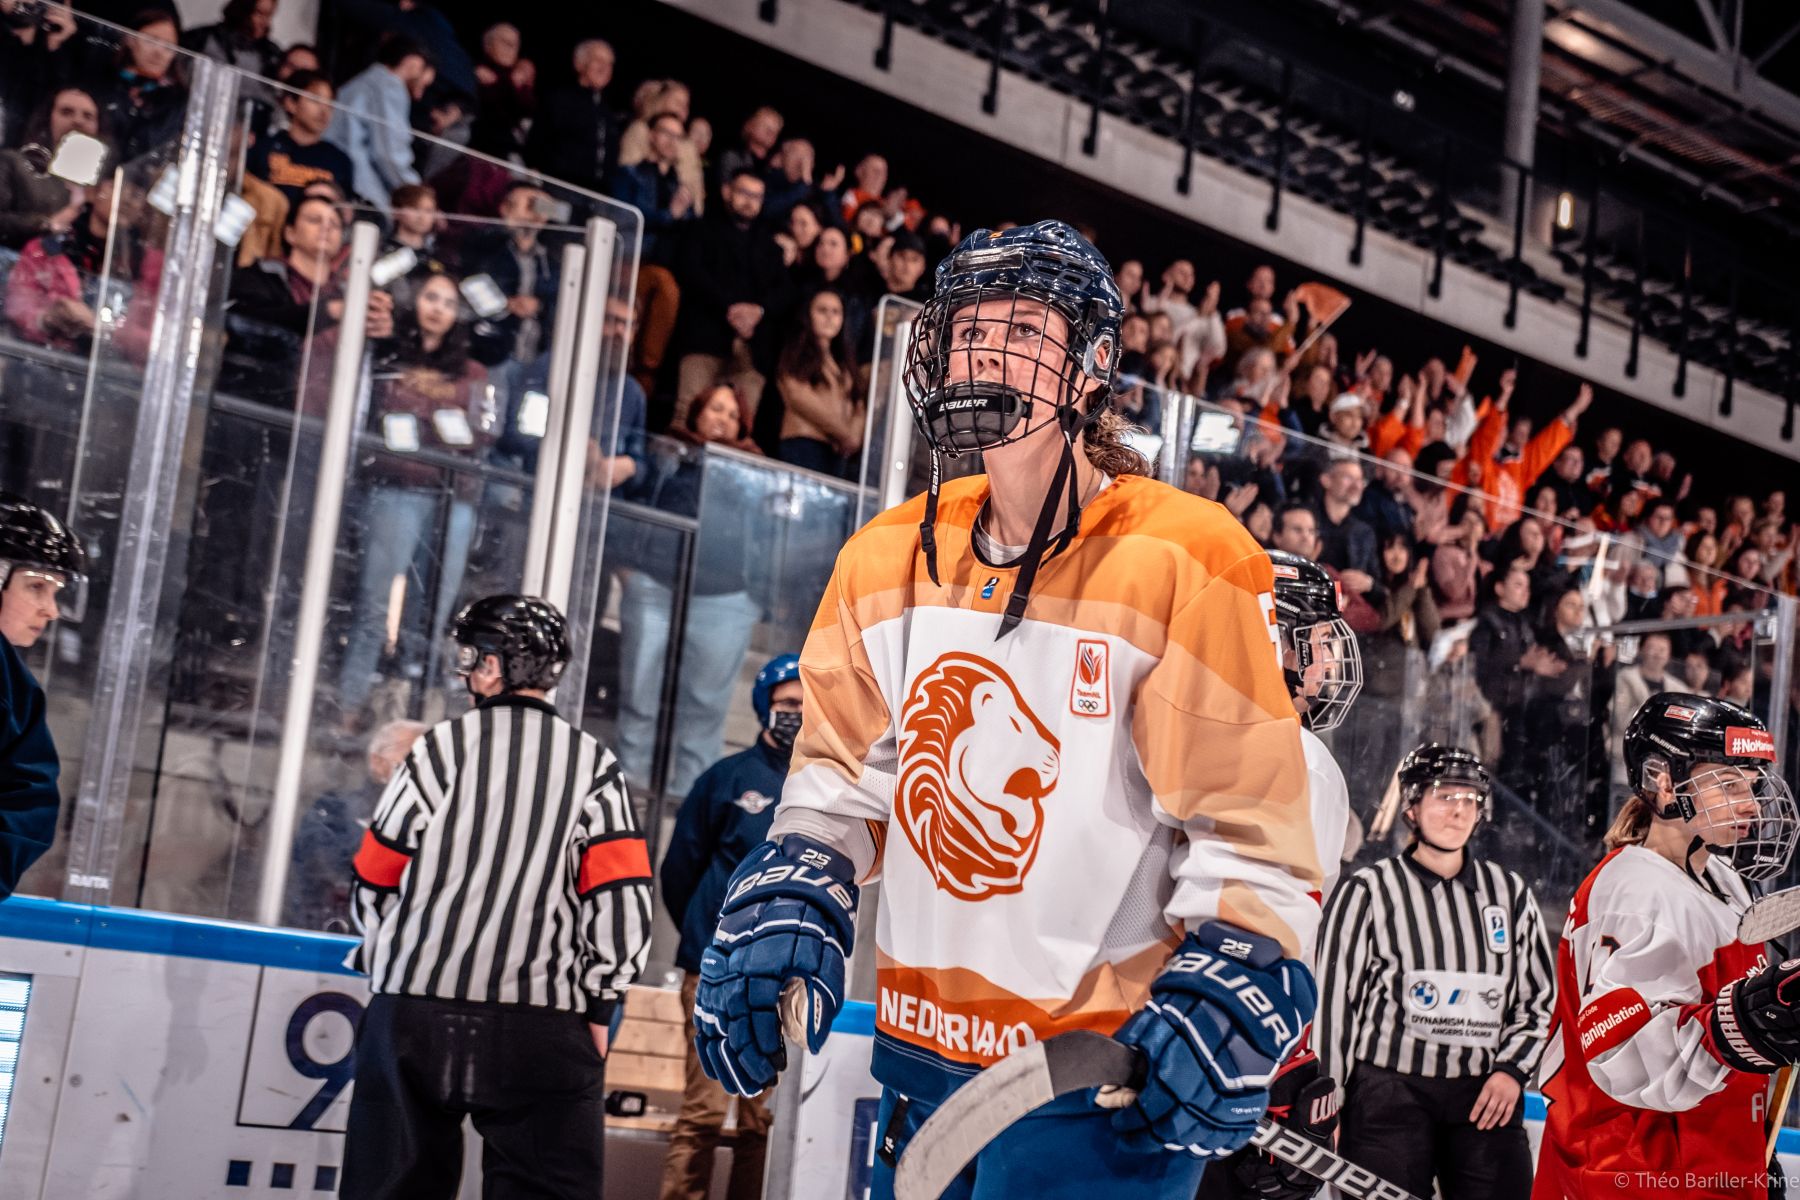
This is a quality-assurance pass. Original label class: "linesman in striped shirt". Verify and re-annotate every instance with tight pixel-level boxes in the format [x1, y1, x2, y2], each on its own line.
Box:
[1313, 743, 1554, 1200]
[340, 594, 653, 1200]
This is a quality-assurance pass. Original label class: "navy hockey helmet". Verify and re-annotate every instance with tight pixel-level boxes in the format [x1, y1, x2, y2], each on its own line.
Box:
[1623, 692, 1797, 881]
[451, 594, 570, 691]
[0, 492, 88, 622]
[751, 653, 801, 724]
[1267, 550, 1362, 732]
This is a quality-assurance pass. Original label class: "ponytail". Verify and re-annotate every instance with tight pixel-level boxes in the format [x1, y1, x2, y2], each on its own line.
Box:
[1084, 404, 1151, 479]
[1603, 793, 1656, 851]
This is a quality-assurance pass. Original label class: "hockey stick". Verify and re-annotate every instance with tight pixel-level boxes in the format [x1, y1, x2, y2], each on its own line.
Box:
[1739, 885, 1800, 945]
[892, 1030, 1424, 1200]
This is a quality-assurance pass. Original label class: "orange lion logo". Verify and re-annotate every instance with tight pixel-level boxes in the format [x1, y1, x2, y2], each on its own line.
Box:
[896, 653, 1061, 899]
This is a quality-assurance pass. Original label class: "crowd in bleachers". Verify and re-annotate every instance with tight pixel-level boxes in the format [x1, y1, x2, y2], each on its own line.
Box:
[1, 1, 1795, 814]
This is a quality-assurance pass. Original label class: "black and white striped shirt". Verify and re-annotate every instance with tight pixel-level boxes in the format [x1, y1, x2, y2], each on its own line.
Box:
[348, 694, 653, 1023]
[1314, 848, 1555, 1091]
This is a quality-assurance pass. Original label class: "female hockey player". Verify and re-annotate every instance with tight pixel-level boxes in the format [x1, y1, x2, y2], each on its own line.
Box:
[1315, 743, 1555, 1200]
[1534, 693, 1800, 1200]
[1194, 549, 1362, 1200]
[690, 220, 1323, 1197]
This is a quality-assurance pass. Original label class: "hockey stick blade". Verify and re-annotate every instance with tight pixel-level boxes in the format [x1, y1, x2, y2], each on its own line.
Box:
[892, 1031, 1425, 1200]
[1740, 886, 1800, 945]
[892, 1030, 1143, 1199]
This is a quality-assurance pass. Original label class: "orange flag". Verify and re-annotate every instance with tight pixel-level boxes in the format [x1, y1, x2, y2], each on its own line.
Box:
[1292, 281, 1351, 327]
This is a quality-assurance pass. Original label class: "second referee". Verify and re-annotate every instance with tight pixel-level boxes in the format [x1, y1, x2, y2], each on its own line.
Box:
[1314, 743, 1554, 1200]
[341, 594, 654, 1199]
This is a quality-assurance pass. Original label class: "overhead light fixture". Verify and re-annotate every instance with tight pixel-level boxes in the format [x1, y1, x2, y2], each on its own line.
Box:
[1392, 89, 1415, 112]
[1555, 191, 1576, 231]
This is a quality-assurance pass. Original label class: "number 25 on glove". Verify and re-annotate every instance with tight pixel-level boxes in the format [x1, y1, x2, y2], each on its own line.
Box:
[691, 836, 859, 1096]
[1103, 921, 1318, 1158]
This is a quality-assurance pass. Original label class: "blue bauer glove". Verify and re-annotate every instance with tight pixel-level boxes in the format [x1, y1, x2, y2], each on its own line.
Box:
[1105, 920, 1317, 1157]
[692, 835, 859, 1095]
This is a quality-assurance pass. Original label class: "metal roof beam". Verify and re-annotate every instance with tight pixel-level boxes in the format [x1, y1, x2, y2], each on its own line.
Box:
[1557, 0, 1800, 136]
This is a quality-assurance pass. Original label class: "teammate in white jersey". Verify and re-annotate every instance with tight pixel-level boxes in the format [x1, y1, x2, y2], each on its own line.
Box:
[690, 220, 1321, 1198]
[1196, 548, 1361, 1200]
[1535, 693, 1800, 1199]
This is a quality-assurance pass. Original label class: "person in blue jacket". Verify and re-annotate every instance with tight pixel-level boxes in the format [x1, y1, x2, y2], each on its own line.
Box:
[656, 653, 802, 1200]
[0, 494, 81, 901]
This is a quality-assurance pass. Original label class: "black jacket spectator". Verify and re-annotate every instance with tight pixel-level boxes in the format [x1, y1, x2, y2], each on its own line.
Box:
[527, 86, 620, 196]
[673, 203, 787, 360]
[607, 154, 691, 265]
[466, 227, 557, 367]
[86, 11, 189, 164]
[658, 737, 790, 973]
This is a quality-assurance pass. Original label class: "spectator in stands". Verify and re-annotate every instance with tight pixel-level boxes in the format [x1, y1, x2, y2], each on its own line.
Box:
[325, 35, 433, 209]
[1681, 530, 1726, 615]
[838, 152, 887, 224]
[334, 0, 474, 109]
[1717, 656, 1755, 706]
[525, 39, 620, 197]
[1221, 291, 1295, 378]
[0, 87, 102, 251]
[248, 71, 355, 210]
[716, 105, 782, 191]
[1472, 560, 1563, 786]
[89, 9, 189, 164]
[607, 112, 695, 265]
[1430, 502, 1486, 621]
[1115, 312, 1150, 378]
[227, 195, 394, 385]
[470, 22, 534, 161]
[332, 271, 489, 721]
[0, 0, 79, 151]
[284, 718, 426, 932]
[183, 0, 281, 80]
[1462, 381, 1589, 533]
[1314, 456, 1381, 603]
[1609, 630, 1675, 792]
[1114, 259, 1143, 311]
[1243, 499, 1275, 547]
[616, 384, 763, 793]
[1536, 444, 1593, 518]
[875, 230, 930, 303]
[784, 200, 823, 260]
[376, 183, 450, 311]
[617, 80, 704, 213]
[469, 181, 557, 369]
[774, 287, 861, 478]
[1291, 362, 1336, 437]
[1583, 426, 1621, 493]
[1622, 562, 1662, 623]
[1649, 449, 1687, 504]
[1349, 530, 1440, 805]
[672, 168, 784, 427]
[4, 171, 157, 363]
[761, 137, 840, 225]
[1356, 448, 1417, 544]
[1321, 393, 1370, 457]
[655, 656, 799, 1200]
[1637, 501, 1684, 576]
[276, 42, 319, 80]
[1720, 494, 1759, 561]
[1608, 436, 1656, 505]
[1750, 516, 1796, 593]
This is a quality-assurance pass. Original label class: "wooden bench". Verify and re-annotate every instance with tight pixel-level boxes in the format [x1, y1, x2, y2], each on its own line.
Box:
[607, 984, 747, 1137]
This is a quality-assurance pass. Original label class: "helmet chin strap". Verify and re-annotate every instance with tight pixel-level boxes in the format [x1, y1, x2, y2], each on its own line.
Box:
[918, 382, 1108, 640]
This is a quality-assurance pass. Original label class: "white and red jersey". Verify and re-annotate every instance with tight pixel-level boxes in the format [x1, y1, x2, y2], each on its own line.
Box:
[770, 474, 1319, 1104]
[1534, 846, 1770, 1200]
[1301, 726, 1349, 901]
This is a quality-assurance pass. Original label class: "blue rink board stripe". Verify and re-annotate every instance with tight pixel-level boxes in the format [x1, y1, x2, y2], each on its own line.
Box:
[5, 897, 1799, 1150]
[0, 895, 362, 976]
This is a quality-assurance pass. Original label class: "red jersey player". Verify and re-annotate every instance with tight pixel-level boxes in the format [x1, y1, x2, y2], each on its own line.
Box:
[1535, 692, 1800, 1199]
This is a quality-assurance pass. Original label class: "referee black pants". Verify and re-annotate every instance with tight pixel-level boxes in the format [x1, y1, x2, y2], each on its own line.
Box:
[1338, 1064, 1532, 1200]
[341, 994, 608, 1200]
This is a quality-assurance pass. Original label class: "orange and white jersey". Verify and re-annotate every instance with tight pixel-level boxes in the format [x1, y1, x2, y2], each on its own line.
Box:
[771, 473, 1319, 1103]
